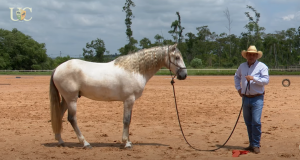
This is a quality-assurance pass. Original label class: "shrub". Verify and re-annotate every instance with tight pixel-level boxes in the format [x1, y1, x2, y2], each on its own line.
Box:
[190, 58, 202, 68]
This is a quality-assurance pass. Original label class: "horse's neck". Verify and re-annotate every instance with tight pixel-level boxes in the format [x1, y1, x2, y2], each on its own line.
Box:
[143, 63, 164, 82]
[138, 49, 167, 82]
[114, 47, 168, 82]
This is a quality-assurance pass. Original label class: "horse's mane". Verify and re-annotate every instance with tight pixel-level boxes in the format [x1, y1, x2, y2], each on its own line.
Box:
[114, 46, 167, 74]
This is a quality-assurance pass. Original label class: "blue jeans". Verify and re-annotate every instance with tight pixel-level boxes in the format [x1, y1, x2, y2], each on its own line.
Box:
[242, 95, 264, 147]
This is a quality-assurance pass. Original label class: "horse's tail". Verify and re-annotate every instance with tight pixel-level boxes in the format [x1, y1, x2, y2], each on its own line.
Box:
[49, 69, 62, 134]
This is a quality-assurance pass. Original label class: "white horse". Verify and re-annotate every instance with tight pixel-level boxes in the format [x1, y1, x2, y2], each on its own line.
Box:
[49, 43, 187, 149]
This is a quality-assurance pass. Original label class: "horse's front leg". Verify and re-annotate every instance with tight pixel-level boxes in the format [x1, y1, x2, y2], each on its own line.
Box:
[122, 97, 135, 148]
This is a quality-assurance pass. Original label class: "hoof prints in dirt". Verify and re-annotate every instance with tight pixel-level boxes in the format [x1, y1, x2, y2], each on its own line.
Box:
[278, 153, 295, 158]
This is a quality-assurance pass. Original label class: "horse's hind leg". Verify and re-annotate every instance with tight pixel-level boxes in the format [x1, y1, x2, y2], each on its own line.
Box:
[122, 97, 135, 148]
[67, 100, 91, 149]
[55, 97, 68, 147]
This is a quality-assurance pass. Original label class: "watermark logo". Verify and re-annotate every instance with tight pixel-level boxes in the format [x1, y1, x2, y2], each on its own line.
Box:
[9, 7, 32, 21]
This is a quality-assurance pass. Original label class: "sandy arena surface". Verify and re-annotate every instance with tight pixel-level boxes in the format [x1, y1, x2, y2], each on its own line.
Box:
[0, 75, 300, 160]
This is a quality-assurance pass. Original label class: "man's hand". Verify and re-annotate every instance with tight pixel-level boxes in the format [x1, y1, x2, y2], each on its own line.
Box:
[245, 75, 254, 81]
[238, 89, 242, 97]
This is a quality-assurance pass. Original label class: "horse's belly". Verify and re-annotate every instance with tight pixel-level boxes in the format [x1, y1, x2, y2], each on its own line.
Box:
[87, 93, 121, 101]
[80, 82, 144, 102]
[80, 86, 122, 101]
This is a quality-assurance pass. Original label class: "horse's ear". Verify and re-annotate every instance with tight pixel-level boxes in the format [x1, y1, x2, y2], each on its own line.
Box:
[170, 43, 177, 51]
[173, 43, 178, 48]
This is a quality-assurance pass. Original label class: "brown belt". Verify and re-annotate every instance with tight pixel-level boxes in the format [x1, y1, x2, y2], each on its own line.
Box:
[243, 93, 264, 98]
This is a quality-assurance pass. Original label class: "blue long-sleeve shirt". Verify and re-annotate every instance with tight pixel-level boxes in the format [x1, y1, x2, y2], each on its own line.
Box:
[234, 60, 269, 95]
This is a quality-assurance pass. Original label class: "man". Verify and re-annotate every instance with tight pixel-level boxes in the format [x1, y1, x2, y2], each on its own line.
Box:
[234, 45, 269, 154]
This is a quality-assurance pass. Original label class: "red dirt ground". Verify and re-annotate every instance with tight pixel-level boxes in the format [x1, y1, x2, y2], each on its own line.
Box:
[0, 75, 300, 160]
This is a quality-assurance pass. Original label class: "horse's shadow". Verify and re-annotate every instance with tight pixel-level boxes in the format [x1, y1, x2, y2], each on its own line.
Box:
[42, 142, 169, 148]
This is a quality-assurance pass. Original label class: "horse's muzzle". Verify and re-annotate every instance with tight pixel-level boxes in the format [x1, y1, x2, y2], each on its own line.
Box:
[177, 69, 187, 80]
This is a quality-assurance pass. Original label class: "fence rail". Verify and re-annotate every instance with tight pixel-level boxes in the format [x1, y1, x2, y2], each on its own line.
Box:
[158, 68, 300, 71]
[0, 68, 299, 72]
[0, 70, 53, 72]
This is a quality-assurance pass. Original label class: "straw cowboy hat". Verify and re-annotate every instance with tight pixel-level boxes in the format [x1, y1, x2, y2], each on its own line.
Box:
[241, 45, 263, 59]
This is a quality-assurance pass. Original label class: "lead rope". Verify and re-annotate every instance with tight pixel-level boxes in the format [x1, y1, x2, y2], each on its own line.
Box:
[169, 71, 249, 151]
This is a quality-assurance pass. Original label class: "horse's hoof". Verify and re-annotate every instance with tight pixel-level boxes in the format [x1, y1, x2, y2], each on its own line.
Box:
[83, 145, 92, 150]
[124, 142, 132, 149]
[58, 143, 65, 147]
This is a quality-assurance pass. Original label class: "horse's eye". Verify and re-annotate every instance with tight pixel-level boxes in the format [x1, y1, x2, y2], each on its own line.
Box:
[175, 56, 180, 60]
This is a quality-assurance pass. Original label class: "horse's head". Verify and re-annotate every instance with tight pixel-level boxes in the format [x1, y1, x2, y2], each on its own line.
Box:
[166, 44, 187, 80]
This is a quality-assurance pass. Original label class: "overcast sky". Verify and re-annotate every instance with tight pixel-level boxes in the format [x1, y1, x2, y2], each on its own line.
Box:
[1, 0, 299, 58]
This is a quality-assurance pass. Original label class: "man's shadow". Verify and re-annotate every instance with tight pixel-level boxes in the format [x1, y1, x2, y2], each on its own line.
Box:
[215, 144, 245, 150]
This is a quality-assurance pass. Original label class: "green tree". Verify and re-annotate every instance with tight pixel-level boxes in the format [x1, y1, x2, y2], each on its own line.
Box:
[190, 58, 202, 68]
[168, 12, 185, 43]
[82, 38, 106, 62]
[118, 37, 138, 55]
[176, 12, 185, 43]
[139, 37, 152, 49]
[195, 26, 214, 66]
[244, 5, 265, 49]
[122, 0, 136, 55]
[184, 32, 197, 64]
[0, 28, 47, 70]
[215, 32, 229, 67]
[263, 33, 279, 67]
[154, 34, 164, 45]
[53, 56, 72, 68]
[40, 57, 55, 69]
[286, 28, 298, 65]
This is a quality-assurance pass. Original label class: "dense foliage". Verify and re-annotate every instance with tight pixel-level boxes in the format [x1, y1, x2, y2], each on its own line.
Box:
[0, 28, 48, 70]
[190, 58, 202, 68]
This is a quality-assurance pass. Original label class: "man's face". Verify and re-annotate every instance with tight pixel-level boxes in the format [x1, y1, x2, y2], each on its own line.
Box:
[246, 53, 258, 64]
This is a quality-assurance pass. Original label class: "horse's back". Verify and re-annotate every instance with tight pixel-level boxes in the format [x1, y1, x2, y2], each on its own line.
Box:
[53, 59, 146, 101]
[55, 59, 115, 77]
[53, 59, 111, 96]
